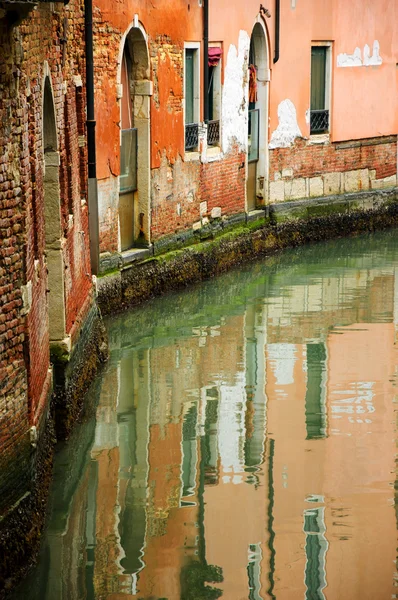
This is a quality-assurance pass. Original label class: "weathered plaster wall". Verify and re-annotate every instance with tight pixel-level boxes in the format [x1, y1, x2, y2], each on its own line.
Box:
[95, 0, 250, 251]
[95, 0, 398, 252]
[268, 0, 398, 144]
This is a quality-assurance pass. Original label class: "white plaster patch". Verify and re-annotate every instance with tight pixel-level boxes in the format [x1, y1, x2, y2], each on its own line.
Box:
[221, 30, 250, 154]
[363, 41, 382, 66]
[269, 99, 303, 149]
[337, 41, 382, 67]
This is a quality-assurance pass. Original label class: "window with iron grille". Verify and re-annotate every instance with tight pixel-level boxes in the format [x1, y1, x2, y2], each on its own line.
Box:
[310, 45, 331, 135]
[185, 47, 199, 151]
[207, 54, 222, 147]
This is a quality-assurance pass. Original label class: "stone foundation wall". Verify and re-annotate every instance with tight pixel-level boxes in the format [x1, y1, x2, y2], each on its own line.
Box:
[97, 187, 398, 316]
[269, 136, 397, 203]
[0, 4, 107, 594]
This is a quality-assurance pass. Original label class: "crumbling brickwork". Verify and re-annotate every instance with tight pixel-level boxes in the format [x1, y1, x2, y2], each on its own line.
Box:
[0, 2, 96, 586]
[269, 136, 398, 202]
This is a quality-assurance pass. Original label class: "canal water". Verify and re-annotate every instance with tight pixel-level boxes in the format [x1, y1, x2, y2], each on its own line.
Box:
[14, 231, 398, 600]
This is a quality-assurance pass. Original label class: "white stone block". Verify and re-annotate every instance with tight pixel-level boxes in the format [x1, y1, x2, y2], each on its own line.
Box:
[309, 177, 324, 198]
[200, 201, 208, 216]
[359, 168, 370, 191]
[344, 170, 361, 193]
[193, 221, 202, 230]
[371, 175, 397, 189]
[286, 178, 306, 200]
[211, 206, 222, 219]
[323, 172, 340, 196]
[269, 180, 285, 202]
[282, 168, 293, 178]
[21, 281, 32, 315]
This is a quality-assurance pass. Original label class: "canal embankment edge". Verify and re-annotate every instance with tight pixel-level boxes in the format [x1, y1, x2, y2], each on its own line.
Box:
[0, 301, 108, 599]
[97, 187, 398, 316]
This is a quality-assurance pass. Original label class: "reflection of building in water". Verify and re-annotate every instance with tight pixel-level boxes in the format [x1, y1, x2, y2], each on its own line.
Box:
[87, 306, 272, 599]
[20, 249, 398, 600]
[263, 265, 397, 600]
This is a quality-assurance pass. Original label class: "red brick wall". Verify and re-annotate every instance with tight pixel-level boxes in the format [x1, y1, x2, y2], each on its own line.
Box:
[151, 158, 201, 240]
[200, 145, 246, 217]
[0, 0, 92, 513]
[150, 146, 246, 241]
[270, 136, 397, 182]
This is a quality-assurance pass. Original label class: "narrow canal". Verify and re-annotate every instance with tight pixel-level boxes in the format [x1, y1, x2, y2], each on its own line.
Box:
[15, 230, 398, 600]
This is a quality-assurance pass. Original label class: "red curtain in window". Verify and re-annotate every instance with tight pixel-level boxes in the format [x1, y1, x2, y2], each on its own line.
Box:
[208, 47, 222, 67]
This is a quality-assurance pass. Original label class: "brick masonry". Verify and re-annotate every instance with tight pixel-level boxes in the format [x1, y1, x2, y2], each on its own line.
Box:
[0, 2, 104, 588]
[269, 136, 398, 203]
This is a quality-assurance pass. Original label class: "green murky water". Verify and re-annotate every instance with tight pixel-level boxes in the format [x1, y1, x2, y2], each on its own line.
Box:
[15, 231, 398, 599]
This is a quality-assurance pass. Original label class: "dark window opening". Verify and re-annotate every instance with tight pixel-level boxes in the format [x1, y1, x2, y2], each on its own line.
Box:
[185, 49, 198, 151]
[310, 46, 329, 134]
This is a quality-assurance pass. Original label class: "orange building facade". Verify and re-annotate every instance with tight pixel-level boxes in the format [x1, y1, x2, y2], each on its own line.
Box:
[94, 0, 398, 270]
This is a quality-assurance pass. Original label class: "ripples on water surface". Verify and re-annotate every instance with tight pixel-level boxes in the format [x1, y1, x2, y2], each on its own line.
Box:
[15, 231, 398, 600]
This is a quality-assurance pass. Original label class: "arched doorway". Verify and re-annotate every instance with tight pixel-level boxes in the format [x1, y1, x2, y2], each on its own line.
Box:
[43, 75, 66, 342]
[119, 25, 151, 251]
[247, 20, 270, 211]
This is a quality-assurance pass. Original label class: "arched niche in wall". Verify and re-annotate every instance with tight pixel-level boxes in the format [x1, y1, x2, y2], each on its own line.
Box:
[247, 19, 270, 211]
[118, 22, 152, 252]
[43, 74, 66, 342]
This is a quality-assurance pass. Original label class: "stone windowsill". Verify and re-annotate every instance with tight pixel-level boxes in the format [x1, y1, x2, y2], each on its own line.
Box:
[309, 133, 330, 145]
[205, 145, 222, 162]
[184, 150, 200, 162]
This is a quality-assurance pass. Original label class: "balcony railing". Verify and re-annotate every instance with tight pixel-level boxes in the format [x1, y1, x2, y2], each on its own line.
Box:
[207, 120, 220, 146]
[310, 109, 329, 134]
[185, 123, 199, 151]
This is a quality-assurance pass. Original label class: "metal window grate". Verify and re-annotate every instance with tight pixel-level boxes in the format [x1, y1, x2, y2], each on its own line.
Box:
[185, 123, 199, 151]
[310, 109, 329, 134]
[207, 120, 220, 146]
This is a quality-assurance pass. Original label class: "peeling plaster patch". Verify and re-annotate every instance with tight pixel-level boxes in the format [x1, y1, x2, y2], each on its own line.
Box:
[269, 99, 303, 149]
[221, 30, 250, 154]
[337, 41, 382, 67]
[291, 0, 297, 7]
[364, 41, 382, 66]
[337, 47, 362, 67]
[305, 109, 310, 125]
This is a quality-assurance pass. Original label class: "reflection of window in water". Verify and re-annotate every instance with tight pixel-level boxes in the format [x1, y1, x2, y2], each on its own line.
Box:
[203, 388, 220, 486]
[304, 507, 328, 600]
[305, 343, 327, 440]
[247, 543, 263, 600]
[181, 403, 198, 502]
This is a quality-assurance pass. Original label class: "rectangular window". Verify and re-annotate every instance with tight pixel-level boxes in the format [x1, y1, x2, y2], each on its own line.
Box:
[207, 47, 222, 147]
[310, 45, 331, 135]
[120, 128, 137, 193]
[184, 46, 200, 151]
[185, 49, 195, 124]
